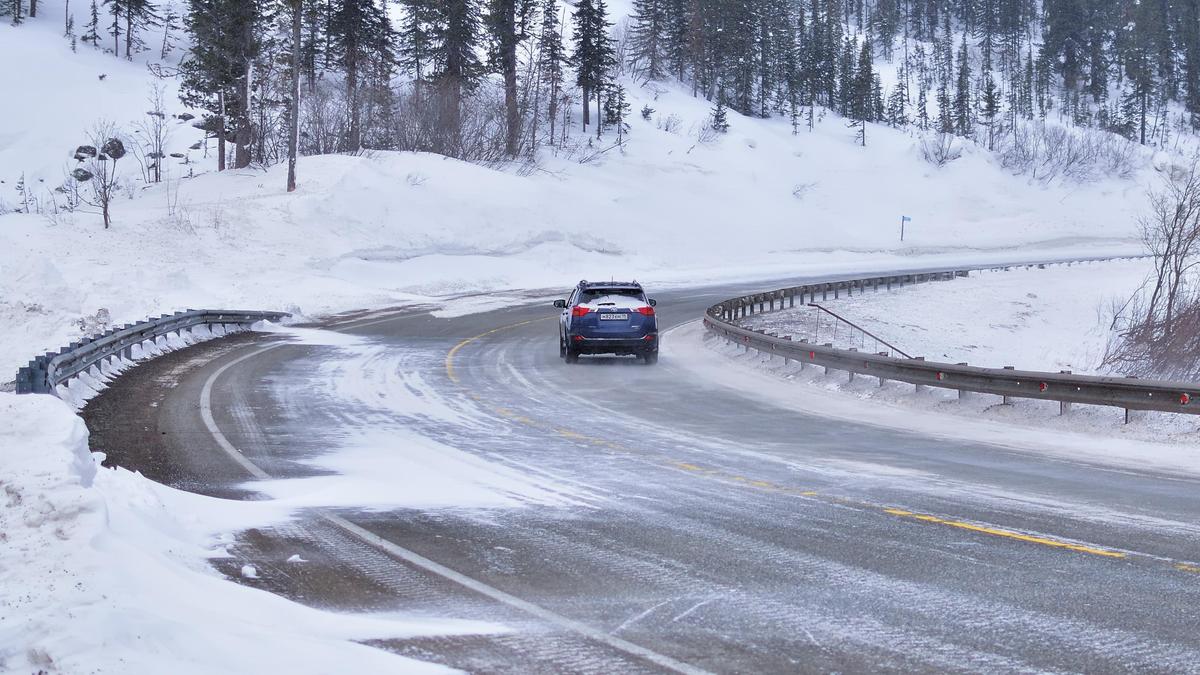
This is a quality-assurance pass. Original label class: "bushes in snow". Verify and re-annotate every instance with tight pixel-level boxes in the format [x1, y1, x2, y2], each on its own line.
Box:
[1105, 156, 1200, 379]
[919, 133, 962, 167]
[998, 123, 1141, 184]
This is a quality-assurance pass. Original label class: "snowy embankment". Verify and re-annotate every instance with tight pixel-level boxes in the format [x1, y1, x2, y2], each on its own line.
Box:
[669, 259, 1200, 465]
[0, 393, 514, 674]
[740, 260, 1150, 374]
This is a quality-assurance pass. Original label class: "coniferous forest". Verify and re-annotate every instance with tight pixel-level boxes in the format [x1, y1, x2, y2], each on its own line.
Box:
[8, 0, 1200, 169]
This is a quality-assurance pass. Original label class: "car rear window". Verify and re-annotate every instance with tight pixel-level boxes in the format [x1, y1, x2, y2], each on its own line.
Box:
[578, 288, 645, 305]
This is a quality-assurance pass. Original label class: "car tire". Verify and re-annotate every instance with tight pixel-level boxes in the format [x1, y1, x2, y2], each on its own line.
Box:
[565, 343, 580, 364]
[559, 334, 567, 358]
[642, 351, 658, 365]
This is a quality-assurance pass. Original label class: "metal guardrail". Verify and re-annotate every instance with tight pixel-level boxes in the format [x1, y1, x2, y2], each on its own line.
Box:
[704, 261, 1199, 418]
[15, 309, 290, 396]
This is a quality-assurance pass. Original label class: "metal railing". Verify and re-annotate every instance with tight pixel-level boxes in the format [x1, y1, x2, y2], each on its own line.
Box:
[15, 309, 290, 396]
[704, 260, 1198, 419]
[805, 302, 913, 358]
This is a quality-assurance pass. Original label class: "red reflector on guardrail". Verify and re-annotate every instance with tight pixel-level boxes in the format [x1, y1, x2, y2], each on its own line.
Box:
[808, 351, 815, 360]
[1182, 393, 1191, 406]
[1039, 382, 1048, 392]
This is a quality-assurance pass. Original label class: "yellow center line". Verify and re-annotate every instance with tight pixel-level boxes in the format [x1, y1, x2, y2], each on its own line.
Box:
[885, 508, 1126, 558]
[445, 318, 550, 384]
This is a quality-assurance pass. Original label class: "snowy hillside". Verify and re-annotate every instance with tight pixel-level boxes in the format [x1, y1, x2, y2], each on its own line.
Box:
[0, 5, 1156, 378]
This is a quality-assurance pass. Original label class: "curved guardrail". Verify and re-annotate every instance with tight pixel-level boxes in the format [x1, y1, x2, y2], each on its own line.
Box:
[15, 309, 290, 396]
[703, 262, 1198, 418]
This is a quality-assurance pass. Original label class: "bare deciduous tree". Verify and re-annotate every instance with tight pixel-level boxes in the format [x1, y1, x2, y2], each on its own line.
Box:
[1105, 156, 1200, 378]
[72, 122, 126, 229]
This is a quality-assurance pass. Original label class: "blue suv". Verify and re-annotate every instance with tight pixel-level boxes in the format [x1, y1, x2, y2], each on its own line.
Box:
[555, 281, 659, 364]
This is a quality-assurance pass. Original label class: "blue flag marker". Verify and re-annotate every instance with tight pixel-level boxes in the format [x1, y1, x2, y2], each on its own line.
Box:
[900, 215, 912, 241]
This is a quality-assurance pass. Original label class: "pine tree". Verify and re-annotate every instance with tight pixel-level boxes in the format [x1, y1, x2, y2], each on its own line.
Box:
[604, 83, 631, 144]
[180, 0, 259, 170]
[917, 86, 930, 130]
[629, 0, 666, 80]
[398, 0, 437, 82]
[953, 36, 973, 136]
[850, 38, 874, 145]
[886, 83, 908, 127]
[571, 0, 614, 132]
[159, 4, 179, 58]
[82, 0, 100, 46]
[710, 98, 729, 132]
[484, 0, 534, 157]
[433, 0, 482, 150]
[936, 82, 954, 133]
[979, 71, 1001, 149]
[329, 0, 392, 152]
[536, 0, 566, 147]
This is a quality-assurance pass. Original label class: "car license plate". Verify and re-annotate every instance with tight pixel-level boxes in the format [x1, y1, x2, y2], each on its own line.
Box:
[600, 313, 628, 320]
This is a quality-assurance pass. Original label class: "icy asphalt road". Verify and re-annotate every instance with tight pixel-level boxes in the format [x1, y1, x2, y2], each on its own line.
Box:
[83, 269, 1200, 674]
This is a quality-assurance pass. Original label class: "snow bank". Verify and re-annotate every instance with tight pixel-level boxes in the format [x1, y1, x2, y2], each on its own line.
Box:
[0, 392, 505, 674]
[741, 259, 1151, 374]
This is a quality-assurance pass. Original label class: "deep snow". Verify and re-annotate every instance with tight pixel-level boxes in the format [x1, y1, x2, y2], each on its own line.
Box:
[740, 259, 1152, 374]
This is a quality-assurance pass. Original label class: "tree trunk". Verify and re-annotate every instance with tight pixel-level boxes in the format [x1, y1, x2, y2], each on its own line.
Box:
[499, 0, 520, 157]
[64, 0, 69, 34]
[125, 13, 132, 58]
[596, 89, 602, 139]
[287, 0, 301, 192]
[582, 86, 590, 128]
[30, 0, 36, 18]
[547, 82, 558, 148]
[235, 58, 253, 168]
[347, 61, 360, 151]
[217, 92, 227, 172]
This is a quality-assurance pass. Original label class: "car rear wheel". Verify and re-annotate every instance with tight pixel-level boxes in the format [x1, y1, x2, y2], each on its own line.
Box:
[642, 351, 658, 365]
[565, 343, 580, 363]
[559, 334, 567, 358]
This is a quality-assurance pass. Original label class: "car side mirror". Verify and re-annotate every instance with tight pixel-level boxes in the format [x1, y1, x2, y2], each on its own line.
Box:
[648, 299, 657, 307]
[553, 299, 567, 309]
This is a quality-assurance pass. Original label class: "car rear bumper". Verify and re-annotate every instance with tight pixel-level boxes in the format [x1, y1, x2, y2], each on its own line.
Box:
[569, 334, 658, 355]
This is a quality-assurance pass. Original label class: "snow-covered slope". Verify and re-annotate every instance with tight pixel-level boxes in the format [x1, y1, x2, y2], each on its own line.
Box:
[0, 16, 1153, 376]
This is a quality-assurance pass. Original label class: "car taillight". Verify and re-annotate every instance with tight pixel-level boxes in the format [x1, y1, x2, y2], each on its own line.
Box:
[571, 306, 591, 318]
[636, 306, 655, 316]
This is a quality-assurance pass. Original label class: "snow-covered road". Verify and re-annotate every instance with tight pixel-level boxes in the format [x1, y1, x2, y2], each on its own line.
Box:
[70, 265, 1200, 673]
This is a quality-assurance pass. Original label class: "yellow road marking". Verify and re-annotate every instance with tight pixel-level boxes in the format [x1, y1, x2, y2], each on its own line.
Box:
[445, 318, 549, 384]
[885, 508, 1126, 558]
[1176, 563, 1200, 574]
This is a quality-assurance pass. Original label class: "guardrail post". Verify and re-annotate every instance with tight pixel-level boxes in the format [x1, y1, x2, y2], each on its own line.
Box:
[911, 357, 927, 392]
[1058, 371, 1072, 415]
[1001, 366, 1015, 404]
[955, 363, 969, 400]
